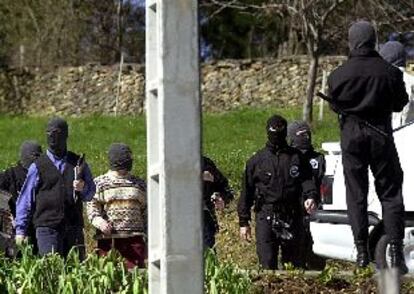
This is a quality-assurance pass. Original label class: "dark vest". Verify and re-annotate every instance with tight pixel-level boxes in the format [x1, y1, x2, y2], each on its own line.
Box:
[33, 152, 84, 228]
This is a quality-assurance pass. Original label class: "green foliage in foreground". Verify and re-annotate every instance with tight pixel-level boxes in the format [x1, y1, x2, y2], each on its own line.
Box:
[0, 247, 250, 294]
[0, 247, 147, 294]
[205, 249, 251, 294]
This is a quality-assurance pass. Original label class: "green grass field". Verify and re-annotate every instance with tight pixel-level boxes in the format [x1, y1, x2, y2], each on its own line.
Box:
[0, 106, 340, 269]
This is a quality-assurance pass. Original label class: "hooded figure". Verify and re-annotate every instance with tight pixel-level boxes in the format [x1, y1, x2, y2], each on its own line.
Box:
[15, 117, 95, 259]
[20, 141, 42, 169]
[380, 41, 414, 128]
[287, 121, 326, 269]
[0, 140, 42, 215]
[266, 115, 288, 148]
[287, 121, 312, 152]
[46, 117, 68, 158]
[238, 114, 318, 270]
[0, 140, 42, 254]
[328, 20, 409, 274]
[379, 41, 406, 68]
[348, 20, 376, 51]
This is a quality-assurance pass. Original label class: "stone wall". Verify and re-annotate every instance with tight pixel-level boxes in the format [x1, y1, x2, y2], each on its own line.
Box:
[0, 56, 346, 116]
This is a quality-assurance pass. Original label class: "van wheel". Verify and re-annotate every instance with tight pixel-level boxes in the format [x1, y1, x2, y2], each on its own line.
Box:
[375, 234, 414, 272]
[374, 234, 391, 270]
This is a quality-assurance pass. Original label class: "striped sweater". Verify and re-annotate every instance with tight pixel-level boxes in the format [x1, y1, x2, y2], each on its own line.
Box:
[87, 171, 147, 238]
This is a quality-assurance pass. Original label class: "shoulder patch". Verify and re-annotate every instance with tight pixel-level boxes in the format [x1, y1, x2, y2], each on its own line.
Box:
[310, 158, 319, 169]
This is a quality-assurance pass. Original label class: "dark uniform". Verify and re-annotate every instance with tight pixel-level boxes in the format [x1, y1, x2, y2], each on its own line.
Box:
[202, 156, 234, 248]
[328, 21, 408, 272]
[238, 115, 317, 269]
[288, 121, 326, 269]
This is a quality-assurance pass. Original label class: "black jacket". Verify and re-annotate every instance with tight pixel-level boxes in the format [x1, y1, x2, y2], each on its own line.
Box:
[0, 162, 28, 217]
[302, 149, 325, 201]
[202, 156, 234, 230]
[328, 48, 408, 123]
[237, 143, 317, 227]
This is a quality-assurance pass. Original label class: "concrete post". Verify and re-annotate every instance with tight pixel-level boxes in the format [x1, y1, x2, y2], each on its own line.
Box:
[146, 1, 203, 293]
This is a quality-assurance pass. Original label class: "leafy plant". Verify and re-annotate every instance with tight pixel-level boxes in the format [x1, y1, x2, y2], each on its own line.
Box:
[204, 249, 251, 294]
[318, 263, 339, 286]
[283, 262, 305, 279]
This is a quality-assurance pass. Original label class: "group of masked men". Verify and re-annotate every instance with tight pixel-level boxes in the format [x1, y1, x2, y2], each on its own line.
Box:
[0, 115, 324, 270]
[1, 118, 147, 268]
[238, 21, 413, 274]
[1, 20, 413, 273]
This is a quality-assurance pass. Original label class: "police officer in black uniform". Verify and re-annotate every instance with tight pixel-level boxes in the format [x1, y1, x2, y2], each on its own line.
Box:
[238, 115, 317, 269]
[328, 21, 408, 273]
[288, 121, 325, 269]
[202, 156, 234, 248]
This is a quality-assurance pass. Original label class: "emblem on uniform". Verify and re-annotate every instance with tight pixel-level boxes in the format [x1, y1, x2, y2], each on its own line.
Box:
[310, 158, 319, 169]
[289, 165, 300, 178]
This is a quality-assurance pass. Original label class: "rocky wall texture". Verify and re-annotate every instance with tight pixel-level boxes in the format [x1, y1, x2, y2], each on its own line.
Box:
[0, 56, 346, 116]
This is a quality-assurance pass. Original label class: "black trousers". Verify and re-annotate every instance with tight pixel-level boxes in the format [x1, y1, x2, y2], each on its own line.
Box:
[341, 119, 404, 242]
[203, 211, 217, 249]
[255, 208, 303, 270]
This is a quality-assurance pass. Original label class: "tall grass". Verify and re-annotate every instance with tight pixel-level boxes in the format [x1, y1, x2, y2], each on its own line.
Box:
[0, 246, 147, 294]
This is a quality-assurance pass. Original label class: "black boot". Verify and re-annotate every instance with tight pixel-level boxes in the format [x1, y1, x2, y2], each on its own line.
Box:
[356, 241, 369, 268]
[389, 240, 408, 275]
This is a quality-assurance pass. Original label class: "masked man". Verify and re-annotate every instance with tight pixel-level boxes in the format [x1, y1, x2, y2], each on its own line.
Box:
[15, 117, 95, 259]
[0, 140, 42, 252]
[288, 121, 325, 269]
[328, 21, 408, 273]
[379, 41, 414, 129]
[238, 115, 317, 269]
[88, 143, 147, 269]
[0, 141, 42, 217]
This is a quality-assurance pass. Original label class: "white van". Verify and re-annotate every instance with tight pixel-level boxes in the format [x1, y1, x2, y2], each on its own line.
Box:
[310, 122, 414, 272]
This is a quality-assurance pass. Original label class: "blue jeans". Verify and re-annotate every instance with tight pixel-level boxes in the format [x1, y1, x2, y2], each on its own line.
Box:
[36, 227, 64, 256]
[36, 226, 85, 259]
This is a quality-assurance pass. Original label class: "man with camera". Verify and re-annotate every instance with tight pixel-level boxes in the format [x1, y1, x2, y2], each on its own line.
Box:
[237, 115, 318, 269]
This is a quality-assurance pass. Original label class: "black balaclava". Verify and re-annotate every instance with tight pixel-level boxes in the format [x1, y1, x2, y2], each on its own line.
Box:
[266, 115, 288, 147]
[46, 117, 68, 158]
[108, 143, 133, 171]
[20, 140, 42, 169]
[287, 121, 312, 152]
[348, 21, 376, 51]
[379, 41, 406, 68]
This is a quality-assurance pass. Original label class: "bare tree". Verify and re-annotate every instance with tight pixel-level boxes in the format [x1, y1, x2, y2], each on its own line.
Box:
[202, 0, 348, 123]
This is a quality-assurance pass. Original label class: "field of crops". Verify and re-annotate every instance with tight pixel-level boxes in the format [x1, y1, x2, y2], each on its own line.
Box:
[1, 107, 414, 292]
